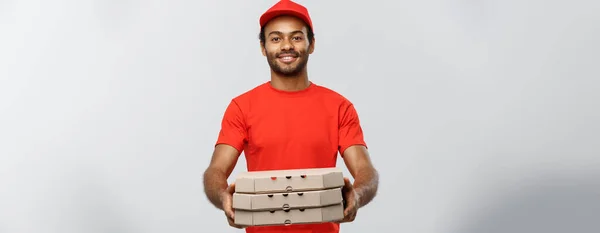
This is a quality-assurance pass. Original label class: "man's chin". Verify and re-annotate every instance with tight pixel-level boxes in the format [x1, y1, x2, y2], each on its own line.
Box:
[268, 59, 306, 76]
[278, 70, 301, 77]
[273, 68, 302, 77]
[271, 64, 298, 74]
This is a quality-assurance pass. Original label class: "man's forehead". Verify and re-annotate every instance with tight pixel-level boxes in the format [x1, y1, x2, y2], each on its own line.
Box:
[264, 16, 308, 33]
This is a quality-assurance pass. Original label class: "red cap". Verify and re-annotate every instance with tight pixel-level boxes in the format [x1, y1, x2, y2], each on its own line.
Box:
[259, 0, 313, 31]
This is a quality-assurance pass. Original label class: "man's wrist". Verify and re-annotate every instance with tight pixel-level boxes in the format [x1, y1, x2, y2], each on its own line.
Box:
[216, 188, 228, 209]
[353, 189, 362, 208]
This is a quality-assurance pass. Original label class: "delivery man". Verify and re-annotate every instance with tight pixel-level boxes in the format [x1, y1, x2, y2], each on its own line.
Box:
[203, 1, 379, 232]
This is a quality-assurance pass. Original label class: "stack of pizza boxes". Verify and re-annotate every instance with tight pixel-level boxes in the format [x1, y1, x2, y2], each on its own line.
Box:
[232, 167, 346, 226]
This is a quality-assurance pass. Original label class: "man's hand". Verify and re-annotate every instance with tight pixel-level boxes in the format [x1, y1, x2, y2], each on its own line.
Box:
[338, 177, 360, 223]
[221, 183, 245, 229]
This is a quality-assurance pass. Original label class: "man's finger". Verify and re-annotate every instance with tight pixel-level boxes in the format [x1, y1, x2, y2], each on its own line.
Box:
[223, 199, 235, 218]
[341, 211, 356, 223]
[335, 217, 348, 223]
[343, 177, 352, 189]
[227, 214, 245, 229]
[228, 219, 243, 229]
[232, 223, 244, 229]
[226, 183, 236, 193]
[343, 199, 355, 216]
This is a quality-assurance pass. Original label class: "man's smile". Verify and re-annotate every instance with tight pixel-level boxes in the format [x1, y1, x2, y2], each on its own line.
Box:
[277, 53, 299, 64]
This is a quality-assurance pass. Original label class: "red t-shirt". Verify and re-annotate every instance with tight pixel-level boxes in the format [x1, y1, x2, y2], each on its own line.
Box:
[215, 81, 367, 233]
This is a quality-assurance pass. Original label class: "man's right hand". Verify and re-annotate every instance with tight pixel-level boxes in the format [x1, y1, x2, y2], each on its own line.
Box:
[221, 183, 245, 229]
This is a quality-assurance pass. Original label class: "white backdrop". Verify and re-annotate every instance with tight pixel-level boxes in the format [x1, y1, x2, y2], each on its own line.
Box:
[1, 0, 599, 232]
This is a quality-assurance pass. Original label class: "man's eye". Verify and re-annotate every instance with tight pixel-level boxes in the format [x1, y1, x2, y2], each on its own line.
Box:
[271, 37, 280, 42]
[293, 37, 302, 40]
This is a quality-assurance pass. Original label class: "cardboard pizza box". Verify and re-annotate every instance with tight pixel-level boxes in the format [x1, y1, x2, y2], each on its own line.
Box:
[234, 167, 345, 194]
[234, 202, 345, 226]
[233, 187, 343, 211]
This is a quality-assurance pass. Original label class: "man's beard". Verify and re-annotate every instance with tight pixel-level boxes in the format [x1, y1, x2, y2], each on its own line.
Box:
[266, 50, 309, 77]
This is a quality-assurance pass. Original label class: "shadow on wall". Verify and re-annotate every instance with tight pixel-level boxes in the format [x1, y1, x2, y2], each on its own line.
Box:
[454, 172, 600, 233]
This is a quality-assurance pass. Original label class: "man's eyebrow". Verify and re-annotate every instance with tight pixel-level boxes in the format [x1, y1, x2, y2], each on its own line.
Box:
[267, 30, 305, 36]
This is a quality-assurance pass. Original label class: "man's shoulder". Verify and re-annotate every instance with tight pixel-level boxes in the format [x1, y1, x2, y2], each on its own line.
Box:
[313, 83, 352, 104]
[231, 82, 270, 103]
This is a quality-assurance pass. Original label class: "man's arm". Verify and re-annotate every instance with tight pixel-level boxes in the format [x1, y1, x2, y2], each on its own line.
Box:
[203, 144, 240, 210]
[205, 99, 247, 210]
[342, 145, 379, 208]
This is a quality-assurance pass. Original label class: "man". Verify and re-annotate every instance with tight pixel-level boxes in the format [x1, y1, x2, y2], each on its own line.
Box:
[203, 1, 379, 232]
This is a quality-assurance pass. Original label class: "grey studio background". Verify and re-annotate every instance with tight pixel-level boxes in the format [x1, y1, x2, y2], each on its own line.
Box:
[1, 0, 599, 233]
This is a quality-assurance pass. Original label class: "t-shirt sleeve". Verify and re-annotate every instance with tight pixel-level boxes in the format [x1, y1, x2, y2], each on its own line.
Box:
[338, 100, 367, 156]
[215, 99, 248, 153]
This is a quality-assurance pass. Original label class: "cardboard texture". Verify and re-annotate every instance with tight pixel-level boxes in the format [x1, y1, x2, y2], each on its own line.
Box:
[234, 203, 345, 226]
[232, 167, 346, 227]
[234, 167, 345, 194]
[233, 187, 343, 211]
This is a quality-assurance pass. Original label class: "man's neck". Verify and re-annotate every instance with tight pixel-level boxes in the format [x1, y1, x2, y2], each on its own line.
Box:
[269, 70, 310, 91]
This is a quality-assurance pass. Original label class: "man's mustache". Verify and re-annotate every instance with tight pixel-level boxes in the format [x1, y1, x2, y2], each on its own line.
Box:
[276, 51, 300, 57]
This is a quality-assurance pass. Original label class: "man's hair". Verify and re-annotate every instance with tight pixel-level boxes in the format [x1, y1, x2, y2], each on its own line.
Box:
[259, 24, 315, 46]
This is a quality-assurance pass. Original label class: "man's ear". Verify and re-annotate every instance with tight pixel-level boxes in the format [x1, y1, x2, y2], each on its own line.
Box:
[260, 42, 266, 56]
[308, 38, 315, 54]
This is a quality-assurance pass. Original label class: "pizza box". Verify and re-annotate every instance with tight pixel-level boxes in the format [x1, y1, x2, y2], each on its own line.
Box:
[233, 187, 343, 211]
[234, 167, 345, 194]
[234, 202, 344, 226]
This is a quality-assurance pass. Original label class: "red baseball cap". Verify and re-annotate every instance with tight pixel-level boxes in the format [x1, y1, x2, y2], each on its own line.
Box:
[259, 0, 313, 31]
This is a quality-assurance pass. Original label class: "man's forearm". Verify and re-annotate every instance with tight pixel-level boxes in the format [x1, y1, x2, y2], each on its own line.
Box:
[352, 167, 379, 208]
[203, 167, 229, 210]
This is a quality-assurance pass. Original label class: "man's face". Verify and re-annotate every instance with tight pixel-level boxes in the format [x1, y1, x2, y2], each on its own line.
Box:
[261, 15, 314, 77]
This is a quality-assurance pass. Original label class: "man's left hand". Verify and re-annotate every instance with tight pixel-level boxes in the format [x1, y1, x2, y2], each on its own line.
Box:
[338, 177, 360, 223]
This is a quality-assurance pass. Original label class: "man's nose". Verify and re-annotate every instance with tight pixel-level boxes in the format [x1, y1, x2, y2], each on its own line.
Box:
[281, 39, 294, 50]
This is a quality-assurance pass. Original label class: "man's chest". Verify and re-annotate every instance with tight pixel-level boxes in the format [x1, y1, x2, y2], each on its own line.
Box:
[245, 100, 340, 150]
